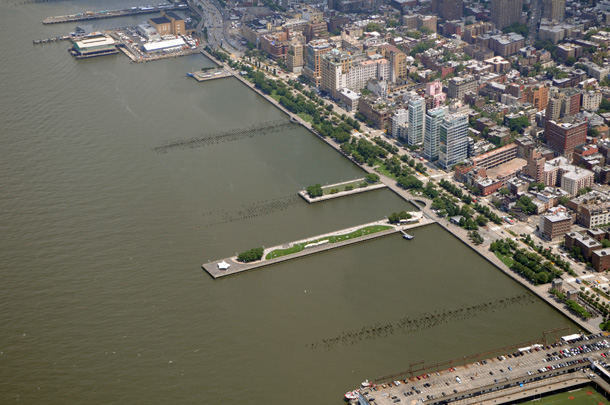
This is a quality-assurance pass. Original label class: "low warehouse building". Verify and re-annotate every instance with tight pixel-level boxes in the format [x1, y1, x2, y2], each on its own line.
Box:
[141, 38, 186, 53]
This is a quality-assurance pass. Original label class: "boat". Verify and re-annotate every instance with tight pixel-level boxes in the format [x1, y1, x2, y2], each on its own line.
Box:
[344, 390, 359, 401]
[361, 380, 372, 388]
[186, 72, 194, 77]
[402, 232, 414, 240]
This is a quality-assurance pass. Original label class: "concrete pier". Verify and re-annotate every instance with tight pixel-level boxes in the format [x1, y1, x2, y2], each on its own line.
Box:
[298, 178, 388, 204]
[360, 332, 610, 405]
[188, 69, 233, 82]
[202, 217, 434, 279]
[42, 5, 181, 25]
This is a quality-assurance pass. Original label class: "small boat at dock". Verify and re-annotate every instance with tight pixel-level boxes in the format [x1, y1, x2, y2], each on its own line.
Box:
[344, 390, 359, 401]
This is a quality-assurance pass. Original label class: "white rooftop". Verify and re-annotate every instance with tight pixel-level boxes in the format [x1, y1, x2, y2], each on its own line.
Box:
[142, 38, 186, 52]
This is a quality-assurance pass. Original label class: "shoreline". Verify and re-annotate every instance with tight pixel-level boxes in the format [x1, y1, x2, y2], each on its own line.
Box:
[207, 59, 600, 332]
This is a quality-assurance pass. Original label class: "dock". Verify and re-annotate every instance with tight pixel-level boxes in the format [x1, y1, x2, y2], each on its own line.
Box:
[401, 230, 414, 239]
[356, 332, 610, 405]
[187, 69, 233, 82]
[298, 178, 388, 204]
[202, 216, 434, 279]
[33, 35, 72, 44]
[42, 4, 183, 25]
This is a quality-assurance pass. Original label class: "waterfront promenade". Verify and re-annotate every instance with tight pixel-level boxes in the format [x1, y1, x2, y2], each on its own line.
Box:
[206, 60, 600, 332]
[202, 217, 433, 279]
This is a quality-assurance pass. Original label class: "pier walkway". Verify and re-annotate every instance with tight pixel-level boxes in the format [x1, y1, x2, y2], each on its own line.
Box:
[298, 178, 387, 204]
[202, 217, 434, 279]
[42, 5, 180, 24]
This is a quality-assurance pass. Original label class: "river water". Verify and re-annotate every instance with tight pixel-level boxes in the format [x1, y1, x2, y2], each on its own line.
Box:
[0, 1, 579, 403]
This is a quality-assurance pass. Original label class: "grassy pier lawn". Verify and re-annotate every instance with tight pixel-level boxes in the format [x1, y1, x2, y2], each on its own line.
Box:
[265, 225, 393, 260]
[320, 179, 378, 195]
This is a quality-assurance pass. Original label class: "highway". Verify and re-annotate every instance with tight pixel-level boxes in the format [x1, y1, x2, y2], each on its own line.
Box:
[188, 0, 242, 53]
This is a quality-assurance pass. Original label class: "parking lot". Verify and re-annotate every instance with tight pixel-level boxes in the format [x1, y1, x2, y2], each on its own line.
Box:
[360, 333, 610, 404]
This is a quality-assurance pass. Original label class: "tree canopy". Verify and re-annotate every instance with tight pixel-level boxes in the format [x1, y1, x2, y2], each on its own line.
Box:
[237, 247, 264, 262]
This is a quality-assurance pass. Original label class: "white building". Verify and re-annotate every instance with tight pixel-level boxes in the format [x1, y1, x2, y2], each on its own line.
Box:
[391, 109, 409, 139]
[407, 96, 425, 146]
[439, 113, 469, 170]
[346, 57, 390, 92]
[424, 106, 447, 162]
[582, 90, 602, 111]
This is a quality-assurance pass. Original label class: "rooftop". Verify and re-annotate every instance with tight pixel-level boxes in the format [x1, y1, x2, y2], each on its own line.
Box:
[150, 16, 171, 25]
[543, 212, 572, 223]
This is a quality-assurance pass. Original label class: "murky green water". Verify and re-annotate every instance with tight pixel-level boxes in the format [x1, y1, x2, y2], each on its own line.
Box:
[0, 1, 578, 403]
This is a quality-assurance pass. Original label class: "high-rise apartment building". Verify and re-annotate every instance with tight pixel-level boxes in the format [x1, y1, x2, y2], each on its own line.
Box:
[424, 106, 448, 162]
[546, 93, 565, 121]
[378, 44, 408, 82]
[525, 85, 549, 111]
[320, 49, 351, 97]
[542, 0, 566, 21]
[408, 97, 426, 146]
[545, 119, 587, 160]
[303, 39, 332, 87]
[490, 0, 523, 29]
[286, 40, 304, 73]
[439, 113, 469, 169]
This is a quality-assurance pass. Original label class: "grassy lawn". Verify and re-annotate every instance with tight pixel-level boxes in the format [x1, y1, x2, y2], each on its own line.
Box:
[494, 251, 514, 268]
[270, 91, 281, 102]
[266, 225, 392, 260]
[297, 113, 313, 122]
[321, 179, 374, 195]
[529, 385, 609, 404]
[375, 163, 398, 180]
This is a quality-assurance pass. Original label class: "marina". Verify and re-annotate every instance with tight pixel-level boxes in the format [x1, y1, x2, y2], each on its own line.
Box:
[42, 4, 185, 25]
[202, 215, 433, 279]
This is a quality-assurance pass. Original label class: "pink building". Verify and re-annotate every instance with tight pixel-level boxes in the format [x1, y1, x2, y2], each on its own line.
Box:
[426, 80, 447, 108]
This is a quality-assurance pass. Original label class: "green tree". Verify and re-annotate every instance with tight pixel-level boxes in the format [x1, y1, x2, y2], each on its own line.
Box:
[502, 22, 529, 37]
[365, 22, 382, 32]
[508, 115, 530, 134]
[515, 195, 537, 215]
[365, 173, 380, 183]
[599, 98, 610, 114]
[398, 175, 423, 190]
[306, 184, 323, 198]
[237, 247, 264, 262]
